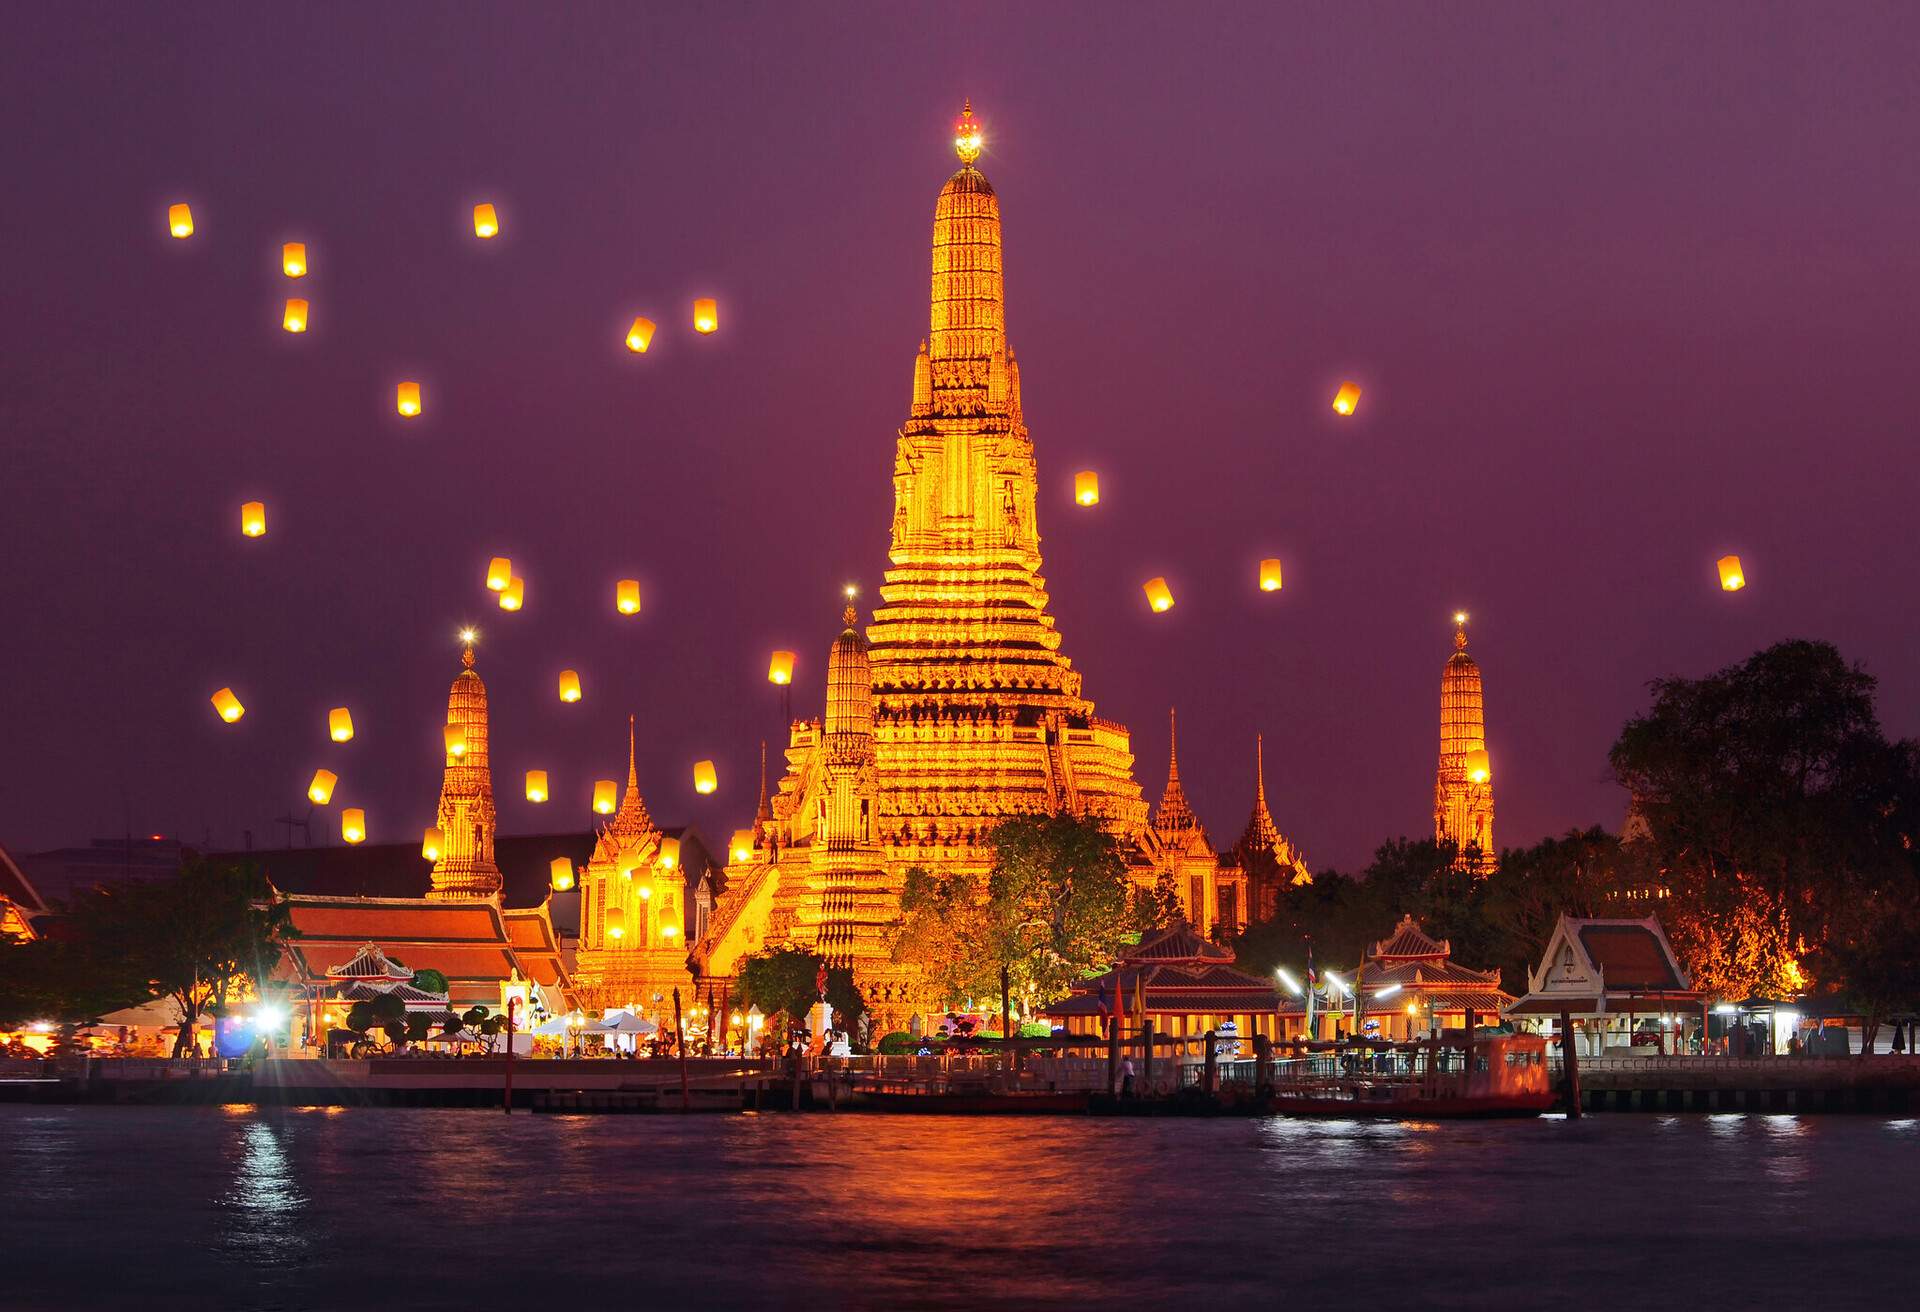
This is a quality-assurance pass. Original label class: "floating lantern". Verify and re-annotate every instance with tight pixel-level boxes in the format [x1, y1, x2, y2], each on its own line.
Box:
[549, 858, 575, 893]
[767, 650, 795, 686]
[1142, 577, 1174, 613]
[1466, 748, 1491, 785]
[473, 203, 498, 238]
[658, 835, 681, 870]
[1074, 471, 1100, 506]
[729, 829, 755, 863]
[663, 924, 679, 941]
[444, 722, 467, 758]
[240, 501, 266, 538]
[421, 826, 443, 861]
[592, 779, 616, 814]
[168, 203, 194, 238]
[210, 687, 245, 723]
[282, 298, 309, 333]
[693, 298, 718, 334]
[486, 557, 512, 591]
[342, 808, 366, 844]
[606, 906, 624, 940]
[396, 381, 422, 417]
[626, 316, 656, 353]
[328, 707, 354, 742]
[558, 669, 582, 703]
[498, 576, 524, 611]
[1259, 558, 1283, 592]
[639, 884, 652, 900]
[525, 770, 548, 803]
[1717, 554, 1745, 592]
[282, 243, 307, 277]
[693, 760, 717, 795]
[307, 769, 337, 805]
[1333, 382, 1361, 416]
[615, 579, 642, 615]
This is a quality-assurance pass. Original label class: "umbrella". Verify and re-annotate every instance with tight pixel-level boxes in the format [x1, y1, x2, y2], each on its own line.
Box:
[601, 1012, 659, 1036]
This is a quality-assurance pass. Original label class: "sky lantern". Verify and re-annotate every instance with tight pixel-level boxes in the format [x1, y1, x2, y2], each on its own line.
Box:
[1333, 383, 1361, 416]
[168, 203, 194, 238]
[606, 906, 625, 940]
[444, 722, 467, 758]
[282, 243, 307, 277]
[767, 650, 795, 685]
[307, 769, 337, 805]
[1074, 471, 1099, 506]
[498, 576, 524, 611]
[473, 203, 499, 238]
[282, 298, 309, 333]
[626, 317, 656, 353]
[1259, 558, 1283, 592]
[729, 829, 755, 863]
[486, 557, 512, 591]
[240, 501, 266, 538]
[1142, 577, 1174, 613]
[1717, 554, 1746, 592]
[592, 779, 616, 814]
[341, 808, 366, 844]
[658, 835, 681, 870]
[549, 858, 575, 893]
[328, 707, 354, 742]
[616, 579, 642, 615]
[693, 298, 718, 334]
[210, 687, 245, 723]
[558, 669, 582, 703]
[1466, 747, 1491, 784]
[396, 381, 422, 417]
[421, 826, 444, 861]
[693, 760, 717, 795]
[525, 770, 548, 803]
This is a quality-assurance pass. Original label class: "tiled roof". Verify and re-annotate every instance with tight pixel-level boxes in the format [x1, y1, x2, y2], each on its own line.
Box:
[1279, 985, 1514, 1017]
[1371, 915, 1449, 962]
[1578, 924, 1683, 990]
[1124, 923, 1234, 965]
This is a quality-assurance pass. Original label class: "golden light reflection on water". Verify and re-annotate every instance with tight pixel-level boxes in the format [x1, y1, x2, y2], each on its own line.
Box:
[220, 1115, 310, 1264]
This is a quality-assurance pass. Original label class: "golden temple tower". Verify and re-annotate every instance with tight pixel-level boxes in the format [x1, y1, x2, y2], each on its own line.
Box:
[1434, 613, 1495, 871]
[1233, 733, 1312, 920]
[428, 634, 502, 900]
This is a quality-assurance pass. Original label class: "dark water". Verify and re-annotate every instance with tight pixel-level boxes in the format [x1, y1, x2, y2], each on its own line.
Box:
[4, 1107, 1917, 1310]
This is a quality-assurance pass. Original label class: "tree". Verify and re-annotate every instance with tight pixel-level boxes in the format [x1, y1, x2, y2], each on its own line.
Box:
[1129, 868, 1185, 936]
[889, 866, 994, 1008]
[984, 813, 1136, 1006]
[738, 947, 866, 1037]
[409, 968, 449, 996]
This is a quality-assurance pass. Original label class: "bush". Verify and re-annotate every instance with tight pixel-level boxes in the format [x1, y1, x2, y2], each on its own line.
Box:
[876, 1031, 918, 1055]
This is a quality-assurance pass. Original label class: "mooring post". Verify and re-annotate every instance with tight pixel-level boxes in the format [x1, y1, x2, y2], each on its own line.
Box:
[1559, 1008, 1582, 1119]
[1142, 1021, 1155, 1096]
[672, 987, 691, 1113]
[1203, 1029, 1218, 1096]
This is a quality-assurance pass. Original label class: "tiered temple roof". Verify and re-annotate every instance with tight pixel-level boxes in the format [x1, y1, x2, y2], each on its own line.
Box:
[1041, 925, 1280, 1021]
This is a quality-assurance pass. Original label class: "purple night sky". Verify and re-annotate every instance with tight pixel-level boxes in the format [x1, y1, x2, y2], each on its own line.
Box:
[3, 5, 1917, 870]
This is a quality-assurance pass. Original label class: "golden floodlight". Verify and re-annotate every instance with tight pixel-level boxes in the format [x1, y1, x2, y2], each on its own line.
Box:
[658, 835, 681, 870]
[1074, 470, 1099, 506]
[592, 779, 616, 814]
[443, 722, 467, 758]
[168, 203, 193, 238]
[1259, 558, 1283, 592]
[211, 687, 245, 723]
[341, 808, 366, 844]
[1717, 554, 1745, 592]
[282, 243, 307, 277]
[525, 769, 548, 803]
[307, 768, 338, 805]
[693, 760, 717, 795]
[282, 298, 309, 333]
[328, 707, 354, 742]
[240, 501, 266, 538]
[549, 857, 575, 893]
[767, 650, 795, 685]
[473, 203, 499, 238]
[486, 557, 512, 592]
[421, 826, 443, 861]
[558, 669, 582, 703]
[626, 316, 656, 353]
[1142, 577, 1174, 613]
[615, 579, 642, 615]
[693, 298, 718, 334]
[396, 381, 422, 417]
[1466, 747, 1491, 785]
[606, 906, 624, 940]
[498, 576, 524, 611]
[1333, 382, 1361, 416]
[729, 829, 755, 863]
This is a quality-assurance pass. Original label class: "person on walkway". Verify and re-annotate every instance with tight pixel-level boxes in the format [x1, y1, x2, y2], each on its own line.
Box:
[1121, 1055, 1136, 1099]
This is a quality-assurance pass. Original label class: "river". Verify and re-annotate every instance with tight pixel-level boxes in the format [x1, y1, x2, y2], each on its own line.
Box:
[3, 1107, 1915, 1309]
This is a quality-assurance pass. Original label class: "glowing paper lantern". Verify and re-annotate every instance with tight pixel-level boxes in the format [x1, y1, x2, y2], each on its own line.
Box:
[1075, 471, 1100, 506]
[1333, 383, 1361, 416]
[693, 298, 718, 334]
[592, 779, 616, 814]
[444, 723, 467, 758]
[307, 769, 337, 805]
[498, 576, 524, 611]
[558, 670, 582, 703]
[626, 317, 656, 353]
[1465, 748, 1491, 785]
[282, 298, 309, 333]
[658, 835, 681, 870]
[486, 557, 512, 591]
[342, 808, 366, 844]
[1717, 555, 1745, 592]
[525, 770, 548, 803]
[606, 906, 625, 940]
[693, 760, 717, 795]
[421, 826, 444, 861]
[211, 687, 245, 723]
[168, 204, 194, 238]
[1259, 558, 1283, 592]
[240, 501, 266, 538]
[1142, 577, 1174, 613]
[729, 829, 755, 863]
[396, 381, 422, 417]
[473, 203, 499, 238]
[549, 858, 575, 893]
[616, 579, 642, 615]
[767, 650, 795, 685]
[328, 707, 354, 742]
[282, 243, 307, 277]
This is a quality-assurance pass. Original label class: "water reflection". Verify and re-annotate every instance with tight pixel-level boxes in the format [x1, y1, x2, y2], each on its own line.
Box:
[220, 1116, 309, 1266]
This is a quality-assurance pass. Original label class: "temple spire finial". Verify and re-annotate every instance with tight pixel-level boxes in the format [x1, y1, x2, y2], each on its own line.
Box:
[626, 714, 638, 790]
[1453, 610, 1469, 652]
[1255, 732, 1267, 809]
[459, 626, 477, 669]
[953, 99, 983, 165]
[1167, 707, 1181, 782]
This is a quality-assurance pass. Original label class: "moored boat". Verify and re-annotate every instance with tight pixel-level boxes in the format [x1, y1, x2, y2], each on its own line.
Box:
[1262, 1033, 1554, 1119]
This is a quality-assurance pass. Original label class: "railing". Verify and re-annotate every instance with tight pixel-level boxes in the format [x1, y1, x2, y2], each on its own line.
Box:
[1548, 1054, 1920, 1074]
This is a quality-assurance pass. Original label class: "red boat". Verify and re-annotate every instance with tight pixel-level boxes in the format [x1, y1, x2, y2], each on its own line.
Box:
[1263, 1033, 1555, 1119]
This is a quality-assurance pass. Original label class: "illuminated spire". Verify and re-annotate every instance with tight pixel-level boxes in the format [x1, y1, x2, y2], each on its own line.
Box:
[953, 98, 982, 166]
[1153, 707, 1201, 837]
[824, 592, 874, 763]
[755, 739, 773, 830]
[1435, 613, 1494, 871]
[428, 641, 501, 900]
[925, 105, 1005, 416]
[1239, 733, 1279, 854]
[610, 714, 655, 840]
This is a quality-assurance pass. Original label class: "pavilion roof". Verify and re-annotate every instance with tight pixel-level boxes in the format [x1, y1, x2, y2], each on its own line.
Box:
[1370, 915, 1451, 963]
[1122, 923, 1234, 966]
[326, 942, 414, 982]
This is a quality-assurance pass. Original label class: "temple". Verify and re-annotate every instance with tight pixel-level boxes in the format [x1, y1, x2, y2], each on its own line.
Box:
[429, 633, 502, 900]
[1434, 613, 1495, 870]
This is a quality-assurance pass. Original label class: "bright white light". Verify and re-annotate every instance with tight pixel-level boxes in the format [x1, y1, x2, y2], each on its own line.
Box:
[1374, 984, 1403, 999]
[1713, 1003, 1737, 1015]
[1323, 971, 1347, 996]
[1275, 968, 1302, 997]
[253, 1006, 286, 1029]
